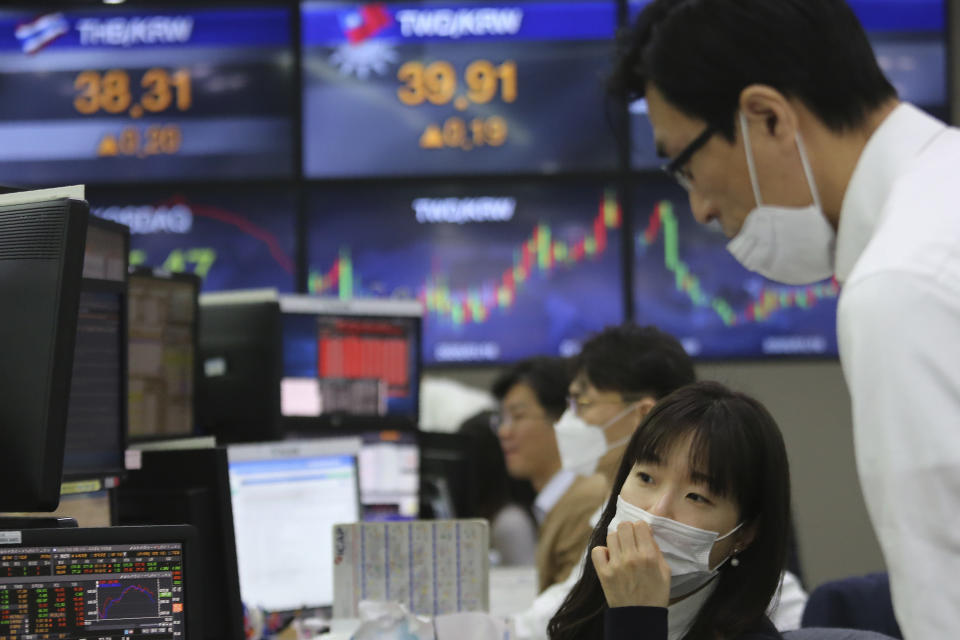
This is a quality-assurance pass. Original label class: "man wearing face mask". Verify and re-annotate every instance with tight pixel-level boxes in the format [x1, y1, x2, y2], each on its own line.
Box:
[615, 1, 960, 638]
[511, 325, 808, 638]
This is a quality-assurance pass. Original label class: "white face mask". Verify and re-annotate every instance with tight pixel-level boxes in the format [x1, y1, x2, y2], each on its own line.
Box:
[554, 404, 637, 476]
[608, 495, 742, 599]
[726, 111, 836, 285]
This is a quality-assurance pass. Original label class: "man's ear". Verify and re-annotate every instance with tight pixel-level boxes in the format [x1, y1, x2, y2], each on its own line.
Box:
[738, 84, 798, 146]
[632, 396, 657, 426]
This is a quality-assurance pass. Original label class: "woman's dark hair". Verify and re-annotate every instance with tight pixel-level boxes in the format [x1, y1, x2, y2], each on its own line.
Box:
[492, 356, 571, 422]
[548, 382, 791, 640]
[611, 0, 897, 140]
[457, 410, 535, 522]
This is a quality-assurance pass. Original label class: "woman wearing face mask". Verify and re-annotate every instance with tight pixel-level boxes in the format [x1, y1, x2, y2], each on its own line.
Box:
[548, 381, 790, 640]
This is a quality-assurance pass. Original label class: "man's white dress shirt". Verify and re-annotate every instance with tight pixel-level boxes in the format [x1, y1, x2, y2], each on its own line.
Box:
[836, 103, 960, 639]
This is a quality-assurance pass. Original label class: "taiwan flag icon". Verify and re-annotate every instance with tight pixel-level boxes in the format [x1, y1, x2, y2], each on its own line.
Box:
[339, 3, 393, 44]
[15, 13, 69, 54]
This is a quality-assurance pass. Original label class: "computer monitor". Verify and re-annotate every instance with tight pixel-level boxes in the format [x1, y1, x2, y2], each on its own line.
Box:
[198, 291, 422, 443]
[0, 525, 201, 640]
[285, 428, 420, 521]
[280, 294, 422, 426]
[358, 431, 419, 520]
[0, 197, 88, 511]
[226, 439, 361, 611]
[198, 291, 282, 443]
[116, 447, 244, 640]
[128, 269, 200, 440]
[418, 432, 475, 520]
[62, 217, 129, 480]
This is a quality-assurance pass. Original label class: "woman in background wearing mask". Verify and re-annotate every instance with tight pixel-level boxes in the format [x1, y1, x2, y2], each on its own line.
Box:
[548, 382, 790, 640]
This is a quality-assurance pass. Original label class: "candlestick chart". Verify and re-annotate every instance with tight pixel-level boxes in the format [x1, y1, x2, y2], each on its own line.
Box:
[306, 183, 625, 364]
[632, 185, 839, 358]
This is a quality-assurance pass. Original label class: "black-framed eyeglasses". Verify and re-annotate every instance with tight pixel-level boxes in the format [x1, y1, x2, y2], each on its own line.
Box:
[661, 125, 717, 191]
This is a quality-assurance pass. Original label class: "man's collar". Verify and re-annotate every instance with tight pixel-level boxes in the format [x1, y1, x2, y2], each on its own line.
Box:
[835, 103, 947, 281]
[532, 469, 577, 525]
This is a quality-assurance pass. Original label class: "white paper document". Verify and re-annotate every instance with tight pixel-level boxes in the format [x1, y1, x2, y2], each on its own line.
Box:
[333, 519, 490, 618]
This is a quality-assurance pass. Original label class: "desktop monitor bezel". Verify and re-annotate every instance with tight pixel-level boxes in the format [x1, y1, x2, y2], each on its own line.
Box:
[7, 524, 203, 640]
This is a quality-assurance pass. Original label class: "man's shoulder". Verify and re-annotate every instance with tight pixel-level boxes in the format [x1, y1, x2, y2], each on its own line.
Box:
[565, 473, 609, 504]
[845, 159, 960, 295]
[541, 474, 608, 533]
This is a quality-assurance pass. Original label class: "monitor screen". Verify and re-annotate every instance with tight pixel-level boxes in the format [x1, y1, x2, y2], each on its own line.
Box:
[90, 186, 296, 293]
[302, 1, 618, 177]
[0, 6, 294, 184]
[280, 296, 422, 419]
[0, 525, 198, 640]
[285, 429, 421, 521]
[128, 273, 198, 439]
[63, 289, 127, 479]
[631, 180, 839, 358]
[306, 181, 625, 365]
[626, 0, 948, 169]
[226, 440, 361, 611]
[858, 0, 947, 120]
[358, 431, 419, 520]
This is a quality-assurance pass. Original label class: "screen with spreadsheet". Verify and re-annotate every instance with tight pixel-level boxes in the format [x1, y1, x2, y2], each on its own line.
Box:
[0, 527, 194, 640]
[128, 273, 197, 439]
[63, 289, 126, 478]
[226, 441, 361, 611]
[281, 301, 421, 419]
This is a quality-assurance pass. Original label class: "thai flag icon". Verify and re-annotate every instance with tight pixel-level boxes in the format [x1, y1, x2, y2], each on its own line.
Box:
[15, 13, 69, 54]
[339, 3, 392, 44]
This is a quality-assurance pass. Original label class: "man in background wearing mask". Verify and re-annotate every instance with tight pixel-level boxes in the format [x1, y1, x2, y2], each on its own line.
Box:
[511, 325, 808, 638]
[493, 357, 607, 593]
[553, 325, 695, 487]
[616, 1, 960, 637]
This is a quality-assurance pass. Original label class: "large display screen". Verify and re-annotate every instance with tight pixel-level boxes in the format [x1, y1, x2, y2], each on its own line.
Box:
[302, 1, 618, 177]
[0, 7, 293, 184]
[627, 0, 948, 169]
[307, 181, 624, 364]
[632, 180, 839, 358]
[90, 186, 296, 293]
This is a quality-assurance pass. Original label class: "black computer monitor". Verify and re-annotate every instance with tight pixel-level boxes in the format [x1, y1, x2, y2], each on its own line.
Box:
[128, 269, 200, 441]
[0, 525, 201, 640]
[62, 217, 129, 481]
[418, 432, 475, 520]
[116, 447, 244, 640]
[197, 292, 282, 443]
[0, 197, 88, 511]
[226, 439, 361, 611]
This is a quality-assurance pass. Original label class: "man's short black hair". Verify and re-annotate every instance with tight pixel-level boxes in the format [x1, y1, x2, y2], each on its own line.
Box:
[572, 324, 695, 400]
[492, 357, 570, 421]
[612, 0, 897, 140]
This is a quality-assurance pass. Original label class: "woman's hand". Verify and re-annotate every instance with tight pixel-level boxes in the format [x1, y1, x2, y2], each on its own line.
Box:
[592, 521, 671, 608]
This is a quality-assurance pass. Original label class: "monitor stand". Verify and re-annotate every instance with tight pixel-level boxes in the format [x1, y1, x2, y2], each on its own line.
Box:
[0, 517, 78, 530]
